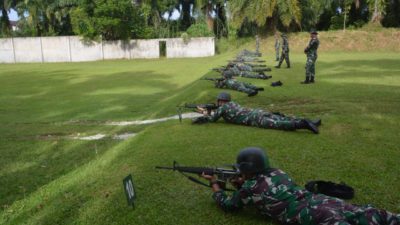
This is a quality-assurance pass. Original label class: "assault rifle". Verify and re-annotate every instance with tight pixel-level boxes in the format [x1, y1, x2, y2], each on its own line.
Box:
[177, 103, 218, 122]
[202, 77, 225, 82]
[156, 161, 240, 191]
[230, 59, 266, 63]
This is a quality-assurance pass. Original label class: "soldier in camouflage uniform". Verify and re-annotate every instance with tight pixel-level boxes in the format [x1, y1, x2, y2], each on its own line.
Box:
[221, 68, 272, 80]
[227, 62, 271, 73]
[275, 33, 280, 61]
[195, 92, 320, 133]
[214, 78, 263, 97]
[302, 30, 320, 84]
[202, 147, 400, 225]
[275, 33, 290, 69]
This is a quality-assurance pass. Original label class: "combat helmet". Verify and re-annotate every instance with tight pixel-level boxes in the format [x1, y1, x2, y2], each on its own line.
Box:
[236, 147, 270, 174]
[310, 29, 318, 35]
[216, 92, 231, 102]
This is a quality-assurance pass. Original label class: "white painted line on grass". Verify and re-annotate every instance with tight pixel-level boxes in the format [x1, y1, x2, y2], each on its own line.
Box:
[106, 112, 202, 126]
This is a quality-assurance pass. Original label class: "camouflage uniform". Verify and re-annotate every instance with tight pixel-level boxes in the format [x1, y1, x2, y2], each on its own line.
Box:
[223, 68, 268, 80]
[212, 168, 400, 225]
[275, 37, 280, 61]
[205, 101, 299, 131]
[277, 35, 290, 68]
[304, 37, 320, 81]
[215, 80, 259, 95]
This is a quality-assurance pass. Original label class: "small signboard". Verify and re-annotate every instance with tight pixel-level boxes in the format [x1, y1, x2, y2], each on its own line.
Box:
[123, 174, 136, 208]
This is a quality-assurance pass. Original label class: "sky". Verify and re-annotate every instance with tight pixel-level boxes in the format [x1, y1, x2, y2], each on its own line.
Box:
[0, 9, 19, 21]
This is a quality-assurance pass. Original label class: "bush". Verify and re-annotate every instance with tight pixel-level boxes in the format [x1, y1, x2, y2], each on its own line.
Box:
[186, 22, 213, 37]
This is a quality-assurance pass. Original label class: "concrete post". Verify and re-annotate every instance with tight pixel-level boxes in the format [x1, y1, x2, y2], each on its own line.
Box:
[40, 37, 44, 63]
[11, 37, 16, 63]
[68, 36, 72, 62]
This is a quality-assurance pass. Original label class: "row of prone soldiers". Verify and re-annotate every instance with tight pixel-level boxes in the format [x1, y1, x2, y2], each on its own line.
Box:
[204, 48, 277, 97]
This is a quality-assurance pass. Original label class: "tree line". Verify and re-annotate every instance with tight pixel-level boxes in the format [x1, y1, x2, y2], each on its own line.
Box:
[1, 0, 399, 40]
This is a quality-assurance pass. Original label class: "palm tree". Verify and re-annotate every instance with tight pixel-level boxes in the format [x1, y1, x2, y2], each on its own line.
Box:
[368, 0, 386, 24]
[1, 0, 19, 35]
[228, 0, 301, 31]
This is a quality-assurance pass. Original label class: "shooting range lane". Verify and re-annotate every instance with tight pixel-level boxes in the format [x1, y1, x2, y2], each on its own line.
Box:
[105, 112, 202, 126]
[33, 112, 201, 141]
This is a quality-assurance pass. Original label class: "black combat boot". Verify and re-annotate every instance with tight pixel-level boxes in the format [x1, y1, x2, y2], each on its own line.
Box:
[248, 90, 258, 97]
[310, 77, 315, 83]
[295, 119, 319, 134]
[255, 87, 264, 91]
[301, 77, 310, 84]
[312, 119, 322, 127]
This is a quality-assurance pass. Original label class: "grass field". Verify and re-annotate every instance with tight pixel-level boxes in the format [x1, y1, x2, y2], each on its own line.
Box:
[1, 44, 400, 224]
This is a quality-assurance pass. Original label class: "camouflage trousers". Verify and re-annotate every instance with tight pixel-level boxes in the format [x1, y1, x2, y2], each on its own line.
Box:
[240, 71, 267, 79]
[216, 79, 258, 94]
[275, 47, 280, 61]
[227, 80, 258, 94]
[278, 51, 290, 68]
[249, 111, 297, 130]
[294, 194, 400, 225]
[306, 56, 317, 79]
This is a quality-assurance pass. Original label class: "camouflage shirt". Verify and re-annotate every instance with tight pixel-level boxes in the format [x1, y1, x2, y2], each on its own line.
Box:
[213, 168, 313, 223]
[212, 168, 400, 225]
[207, 101, 267, 126]
[304, 37, 319, 59]
[282, 37, 289, 53]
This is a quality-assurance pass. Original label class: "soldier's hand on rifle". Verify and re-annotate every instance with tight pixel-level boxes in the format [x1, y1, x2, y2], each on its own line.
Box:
[201, 172, 216, 182]
[196, 106, 208, 115]
[201, 172, 221, 192]
[230, 176, 245, 189]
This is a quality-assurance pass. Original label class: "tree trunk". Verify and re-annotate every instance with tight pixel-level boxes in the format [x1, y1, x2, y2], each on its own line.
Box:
[370, 0, 382, 24]
[1, 8, 11, 35]
[343, 9, 347, 32]
[205, 3, 213, 31]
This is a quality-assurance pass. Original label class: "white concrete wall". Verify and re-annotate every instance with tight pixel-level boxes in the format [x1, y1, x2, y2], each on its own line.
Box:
[41, 36, 70, 62]
[0, 36, 214, 63]
[69, 36, 103, 62]
[130, 39, 159, 59]
[166, 37, 215, 58]
[14, 37, 43, 62]
[103, 40, 130, 60]
[0, 38, 15, 63]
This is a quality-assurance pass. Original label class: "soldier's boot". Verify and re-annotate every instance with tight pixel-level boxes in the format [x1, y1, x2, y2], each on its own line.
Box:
[248, 90, 258, 97]
[260, 75, 272, 80]
[310, 77, 315, 83]
[312, 119, 322, 127]
[255, 87, 264, 91]
[295, 119, 319, 134]
[286, 62, 291, 68]
[301, 77, 310, 84]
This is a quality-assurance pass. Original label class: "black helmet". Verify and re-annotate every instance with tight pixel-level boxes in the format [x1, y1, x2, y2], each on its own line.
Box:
[217, 92, 231, 102]
[310, 29, 318, 35]
[236, 147, 270, 174]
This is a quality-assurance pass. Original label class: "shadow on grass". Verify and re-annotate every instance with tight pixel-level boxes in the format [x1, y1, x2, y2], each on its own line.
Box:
[0, 139, 117, 208]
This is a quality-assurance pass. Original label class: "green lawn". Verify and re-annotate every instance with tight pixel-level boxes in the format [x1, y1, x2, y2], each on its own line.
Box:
[0, 51, 399, 225]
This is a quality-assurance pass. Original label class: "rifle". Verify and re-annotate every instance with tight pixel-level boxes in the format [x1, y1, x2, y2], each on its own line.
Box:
[211, 67, 225, 72]
[176, 103, 218, 122]
[202, 77, 225, 82]
[184, 103, 217, 113]
[156, 161, 240, 191]
[230, 59, 266, 63]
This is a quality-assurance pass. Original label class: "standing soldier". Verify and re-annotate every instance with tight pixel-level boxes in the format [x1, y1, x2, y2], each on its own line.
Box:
[302, 29, 320, 84]
[255, 35, 260, 54]
[275, 33, 290, 68]
[274, 32, 280, 61]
